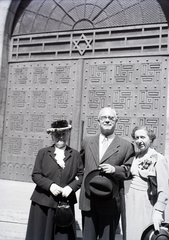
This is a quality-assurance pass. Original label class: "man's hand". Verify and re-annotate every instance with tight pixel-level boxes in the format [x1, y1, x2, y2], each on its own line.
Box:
[50, 183, 62, 196]
[62, 186, 73, 198]
[98, 163, 115, 174]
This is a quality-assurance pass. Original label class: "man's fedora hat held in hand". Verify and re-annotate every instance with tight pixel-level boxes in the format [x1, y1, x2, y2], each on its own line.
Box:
[84, 169, 119, 201]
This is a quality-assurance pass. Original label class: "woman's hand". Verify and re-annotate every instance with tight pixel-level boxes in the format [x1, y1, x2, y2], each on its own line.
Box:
[50, 183, 62, 196]
[153, 209, 164, 231]
[62, 186, 72, 198]
[98, 163, 115, 174]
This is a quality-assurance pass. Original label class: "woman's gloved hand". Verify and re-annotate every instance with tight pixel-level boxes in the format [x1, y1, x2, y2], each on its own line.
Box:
[62, 186, 72, 198]
[50, 183, 62, 196]
[152, 209, 164, 231]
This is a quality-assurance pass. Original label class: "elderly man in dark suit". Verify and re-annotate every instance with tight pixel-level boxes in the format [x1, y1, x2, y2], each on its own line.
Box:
[79, 107, 135, 240]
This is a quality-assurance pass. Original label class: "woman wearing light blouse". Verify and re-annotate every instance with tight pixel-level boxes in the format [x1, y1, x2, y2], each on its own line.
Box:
[126, 126, 169, 240]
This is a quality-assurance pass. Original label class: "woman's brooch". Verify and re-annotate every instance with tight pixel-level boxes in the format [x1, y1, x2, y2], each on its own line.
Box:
[138, 154, 158, 170]
[139, 159, 152, 170]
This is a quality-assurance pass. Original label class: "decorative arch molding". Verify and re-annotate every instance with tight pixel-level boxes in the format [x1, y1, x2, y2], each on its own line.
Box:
[73, 19, 94, 30]
[12, 0, 169, 36]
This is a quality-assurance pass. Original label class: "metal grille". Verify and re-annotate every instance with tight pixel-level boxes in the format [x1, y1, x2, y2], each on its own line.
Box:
[12, 0, 167, 35]
[10, 24, 168, 61]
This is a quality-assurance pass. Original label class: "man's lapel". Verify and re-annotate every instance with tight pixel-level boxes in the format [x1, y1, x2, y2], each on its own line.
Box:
[100, 135, 120, 163]
[89, 135, 100, 166]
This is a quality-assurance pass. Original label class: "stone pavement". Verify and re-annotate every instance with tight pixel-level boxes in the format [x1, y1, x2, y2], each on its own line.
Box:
[0, 179, 123, 240]
[1, 179, 168, 240]
[0, 179, 35, 240]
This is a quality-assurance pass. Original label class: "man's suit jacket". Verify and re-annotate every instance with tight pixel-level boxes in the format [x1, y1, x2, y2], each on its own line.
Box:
[79, 134, 135, 214]
[30, 144, 84, 208]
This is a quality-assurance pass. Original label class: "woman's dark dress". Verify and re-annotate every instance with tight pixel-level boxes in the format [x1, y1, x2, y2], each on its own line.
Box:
[25, 144, 83, 240]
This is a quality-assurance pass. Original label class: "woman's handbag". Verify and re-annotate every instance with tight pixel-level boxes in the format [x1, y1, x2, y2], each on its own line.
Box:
[53, 201, 74, 227]
[147, 155, 158, 205]
[147, 175, 157, 205]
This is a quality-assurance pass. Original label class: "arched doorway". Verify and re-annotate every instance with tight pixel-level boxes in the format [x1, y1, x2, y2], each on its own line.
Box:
[1, 0, 169, 181]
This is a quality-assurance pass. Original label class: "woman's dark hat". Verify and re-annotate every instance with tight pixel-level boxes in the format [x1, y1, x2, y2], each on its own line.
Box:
[141, 222, 169, 240]
[47, 120, 72, 133]
[84, 169, 119, 200]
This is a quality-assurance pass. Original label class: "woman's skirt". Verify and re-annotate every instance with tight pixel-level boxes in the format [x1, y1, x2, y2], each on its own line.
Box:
[25, 202, 77, 240]
[125, 187, 153, 240]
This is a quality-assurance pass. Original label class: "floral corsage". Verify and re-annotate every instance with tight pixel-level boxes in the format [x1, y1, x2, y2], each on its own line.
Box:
[138, 154, 158, 179]
[138, 159, 152, 170]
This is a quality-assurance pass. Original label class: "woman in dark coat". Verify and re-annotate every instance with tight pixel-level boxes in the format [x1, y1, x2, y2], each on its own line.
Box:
[25, 120, 84, 240]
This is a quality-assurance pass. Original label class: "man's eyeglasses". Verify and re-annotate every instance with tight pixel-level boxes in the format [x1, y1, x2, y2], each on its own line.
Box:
[99, 116, 116, 122]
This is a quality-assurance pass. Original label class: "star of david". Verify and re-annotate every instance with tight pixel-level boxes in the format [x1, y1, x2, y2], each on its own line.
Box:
[73, 34, 93, 55]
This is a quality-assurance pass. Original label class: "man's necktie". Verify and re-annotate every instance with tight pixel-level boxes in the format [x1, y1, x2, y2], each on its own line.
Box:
[100, 137, 109, 160]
